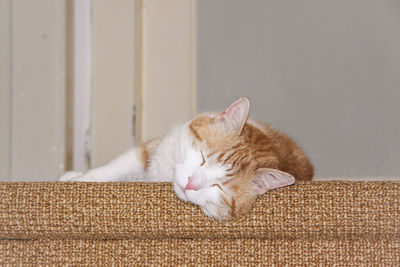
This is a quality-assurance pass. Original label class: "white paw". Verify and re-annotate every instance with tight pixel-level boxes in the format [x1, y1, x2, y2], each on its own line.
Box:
[59, 171, 84, 181]
[201, 202, 231, 221]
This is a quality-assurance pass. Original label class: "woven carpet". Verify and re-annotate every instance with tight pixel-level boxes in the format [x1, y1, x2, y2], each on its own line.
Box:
[1, 181, 399, 266]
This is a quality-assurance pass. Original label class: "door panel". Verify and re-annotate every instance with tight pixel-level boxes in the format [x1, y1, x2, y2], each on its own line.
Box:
[10, 0, 66, 181]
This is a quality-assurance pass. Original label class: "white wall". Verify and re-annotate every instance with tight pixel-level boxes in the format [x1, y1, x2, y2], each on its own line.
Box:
[0, 0, 137, 180]
[90, 0, 135, 168]
[0, 0, 66, 181]
[198, 0, 400, 178]
[0, 0, 196, 180]
[0, 0, 11, 179]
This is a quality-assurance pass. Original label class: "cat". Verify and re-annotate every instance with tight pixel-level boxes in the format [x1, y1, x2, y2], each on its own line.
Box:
[60, 97, 313, 220]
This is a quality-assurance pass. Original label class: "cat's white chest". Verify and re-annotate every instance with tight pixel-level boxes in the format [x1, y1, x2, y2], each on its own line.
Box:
[145, 124, 192, 182]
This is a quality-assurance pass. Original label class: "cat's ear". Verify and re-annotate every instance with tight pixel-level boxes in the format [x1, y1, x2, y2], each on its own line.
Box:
[252, 168, 295, 195]
[215, 97, 250, 135]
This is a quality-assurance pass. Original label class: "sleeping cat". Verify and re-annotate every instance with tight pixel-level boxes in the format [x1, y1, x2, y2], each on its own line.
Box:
[60, 97, 313, 220]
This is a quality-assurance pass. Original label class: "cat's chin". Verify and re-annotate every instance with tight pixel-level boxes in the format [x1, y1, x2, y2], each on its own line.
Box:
[172, 182, 232, 220]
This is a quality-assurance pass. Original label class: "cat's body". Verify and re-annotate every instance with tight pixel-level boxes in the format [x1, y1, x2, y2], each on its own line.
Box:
[60, 98, 313, 220]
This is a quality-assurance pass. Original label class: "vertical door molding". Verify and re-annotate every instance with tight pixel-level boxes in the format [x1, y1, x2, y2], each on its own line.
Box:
[137, 0, 197, 142]
[70, 0, 93, 172]
[70, 0, 136, 170]
[90, 0, 135, 167]
[10, 0, 66, 181]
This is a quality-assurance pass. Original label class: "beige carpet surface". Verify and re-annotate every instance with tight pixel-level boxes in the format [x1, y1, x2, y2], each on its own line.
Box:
[1, 181, 399, 266]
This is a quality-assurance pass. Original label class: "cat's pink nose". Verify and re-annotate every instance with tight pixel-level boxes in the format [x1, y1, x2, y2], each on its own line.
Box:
[185, 177, 198, 191]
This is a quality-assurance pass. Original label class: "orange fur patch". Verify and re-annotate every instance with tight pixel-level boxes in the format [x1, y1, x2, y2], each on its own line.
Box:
[140, 145, 149, 170]
[140, 138, 161, 170]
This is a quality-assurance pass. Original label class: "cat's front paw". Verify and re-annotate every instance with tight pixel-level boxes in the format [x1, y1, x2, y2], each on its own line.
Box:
[59, 171, 83, 181]
[201, 202, 232, 221]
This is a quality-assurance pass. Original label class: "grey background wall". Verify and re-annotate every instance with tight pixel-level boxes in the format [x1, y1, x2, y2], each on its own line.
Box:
[197, 0, 400, 178]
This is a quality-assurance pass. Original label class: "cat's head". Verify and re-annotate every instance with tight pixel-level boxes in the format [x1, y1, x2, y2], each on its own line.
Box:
[173, 97, 295, 220]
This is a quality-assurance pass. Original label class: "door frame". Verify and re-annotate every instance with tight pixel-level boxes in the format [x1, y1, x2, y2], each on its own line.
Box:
[135, 0, 197, 143]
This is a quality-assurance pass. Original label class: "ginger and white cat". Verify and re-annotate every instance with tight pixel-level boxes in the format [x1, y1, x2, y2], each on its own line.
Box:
[60, 97, 313, 220]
